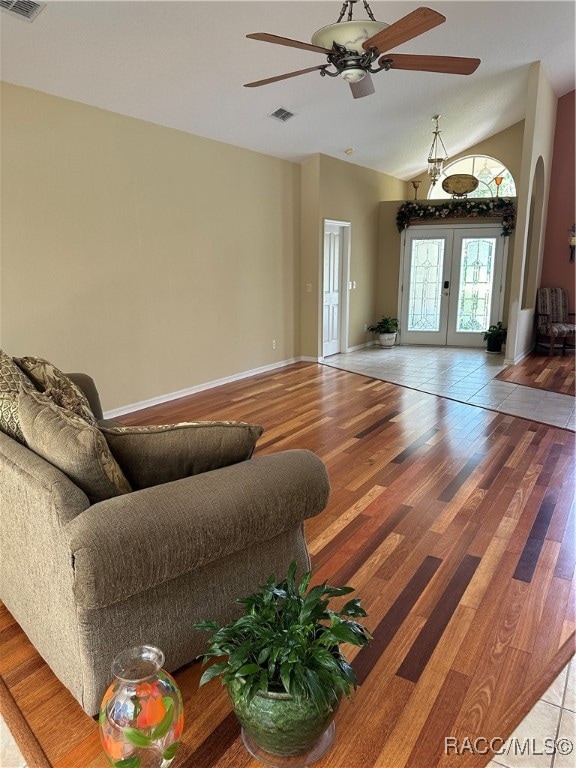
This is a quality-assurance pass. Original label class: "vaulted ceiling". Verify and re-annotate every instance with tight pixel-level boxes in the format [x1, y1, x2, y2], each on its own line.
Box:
[1, 1, 574, 179]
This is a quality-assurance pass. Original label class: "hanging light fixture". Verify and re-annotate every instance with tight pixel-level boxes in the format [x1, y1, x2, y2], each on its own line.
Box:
[427, 114, 449, 187]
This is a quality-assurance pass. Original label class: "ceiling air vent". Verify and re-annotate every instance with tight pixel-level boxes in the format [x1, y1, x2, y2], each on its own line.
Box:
[269, 107, 295, 123]
[0, 0, 46, 21]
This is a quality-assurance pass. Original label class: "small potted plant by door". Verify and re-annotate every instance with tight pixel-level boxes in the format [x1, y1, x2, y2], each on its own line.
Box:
[367, 316, 399, 348]
[483, 322, 507, 353]
[193, 562, 371, 765]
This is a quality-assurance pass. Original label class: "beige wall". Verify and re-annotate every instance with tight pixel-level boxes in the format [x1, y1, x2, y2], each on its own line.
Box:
[506, 63, 557, 363]
[377, 202, 405, 322]
[300, 154, 405, 357]
[300, 156, 322, 359]
[0, 83, 301, 411]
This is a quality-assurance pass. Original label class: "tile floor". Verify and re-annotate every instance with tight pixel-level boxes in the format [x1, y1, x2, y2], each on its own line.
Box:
[323, 345, 576, 431]
[1, 346, 574, 767]
[485, 658, 576, 768]
[0, 715, 27, 768]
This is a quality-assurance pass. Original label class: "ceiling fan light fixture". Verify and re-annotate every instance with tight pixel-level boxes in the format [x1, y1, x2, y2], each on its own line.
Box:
[340, 66, 366, 83]
[311, 19, 388, 54]
[244, 3, 480, 100]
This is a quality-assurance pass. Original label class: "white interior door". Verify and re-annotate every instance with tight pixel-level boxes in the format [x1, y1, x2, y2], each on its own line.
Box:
[400, 225, 506, 347]
[323, 221, 349, 357]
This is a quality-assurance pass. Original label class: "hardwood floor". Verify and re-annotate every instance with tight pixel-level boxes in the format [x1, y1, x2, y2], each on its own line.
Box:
[1, 362, 574, 767]
[496, 351, 575, 396]
[120, 362, 576, 767]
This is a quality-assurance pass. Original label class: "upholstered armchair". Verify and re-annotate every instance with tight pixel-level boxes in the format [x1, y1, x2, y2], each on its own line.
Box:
[0, 351, 331, 715]
[535, 287, 576, 356]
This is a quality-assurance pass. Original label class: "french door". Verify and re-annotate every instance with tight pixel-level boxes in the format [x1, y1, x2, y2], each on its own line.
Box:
[399, 225, 507, 347]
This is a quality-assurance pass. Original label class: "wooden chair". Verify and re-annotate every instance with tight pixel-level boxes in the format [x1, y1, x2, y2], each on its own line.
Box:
[535, 287, 576, 356]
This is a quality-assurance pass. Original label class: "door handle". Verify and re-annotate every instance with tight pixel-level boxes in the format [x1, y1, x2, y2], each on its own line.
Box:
[444, 281, 450, 289]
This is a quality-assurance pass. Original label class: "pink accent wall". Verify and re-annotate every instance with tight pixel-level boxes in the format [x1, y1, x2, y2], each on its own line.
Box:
[540, 89, 575, 310]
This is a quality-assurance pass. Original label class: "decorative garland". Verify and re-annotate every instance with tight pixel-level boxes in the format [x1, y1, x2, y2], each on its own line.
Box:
[396, 198, 516, 236]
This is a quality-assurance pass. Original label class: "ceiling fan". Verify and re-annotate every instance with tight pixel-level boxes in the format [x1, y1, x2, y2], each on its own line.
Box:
[244, 1, 481, 99]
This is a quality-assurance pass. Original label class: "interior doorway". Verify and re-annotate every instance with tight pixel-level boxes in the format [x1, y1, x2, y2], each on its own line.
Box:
[399, 225, 507, 347]
[322, 220, 350, 358]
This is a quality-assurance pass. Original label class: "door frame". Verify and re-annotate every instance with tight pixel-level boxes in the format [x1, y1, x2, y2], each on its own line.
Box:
[321, 219, 351, 359]
[398, 223, 508, 347]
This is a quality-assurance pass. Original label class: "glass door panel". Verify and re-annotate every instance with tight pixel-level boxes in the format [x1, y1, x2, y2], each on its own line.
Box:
[447, 229, 503, 347]
[401, 230, 451, 345]
[407, 238, 445, 332]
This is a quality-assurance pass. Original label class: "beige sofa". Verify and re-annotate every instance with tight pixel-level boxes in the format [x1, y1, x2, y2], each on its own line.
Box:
[0, 366, 330, 716]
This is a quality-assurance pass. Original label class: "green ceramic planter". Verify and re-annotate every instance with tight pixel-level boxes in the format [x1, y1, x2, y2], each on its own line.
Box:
[228, 680, 340, 757]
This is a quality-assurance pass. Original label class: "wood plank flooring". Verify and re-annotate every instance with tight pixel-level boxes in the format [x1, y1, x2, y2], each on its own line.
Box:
[1, 362, 574, 767]
[496, 351, 575, 395]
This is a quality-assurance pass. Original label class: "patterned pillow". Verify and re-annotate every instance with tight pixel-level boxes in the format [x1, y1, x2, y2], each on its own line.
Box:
[0, 348, 35, 444]
[101, 421, 264, 490]
[13, 355, 96, 425]
[18, 388, 131, 503]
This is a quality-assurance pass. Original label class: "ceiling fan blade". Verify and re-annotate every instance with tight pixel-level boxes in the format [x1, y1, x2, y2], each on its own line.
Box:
[247, 32, 331, 55]
[384, 53, 481, 75]
[349, 74, 375, 99]
[363, 7, 445, 55]
[244, 65, 327, 88]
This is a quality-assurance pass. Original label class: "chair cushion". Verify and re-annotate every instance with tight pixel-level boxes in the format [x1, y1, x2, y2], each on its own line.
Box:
[18, 387, 132, 503]
[101, 421, 264, 490]
[0, 349, 35, 444]
[14, 355, 97, 425]
[541, 323, 576, 337]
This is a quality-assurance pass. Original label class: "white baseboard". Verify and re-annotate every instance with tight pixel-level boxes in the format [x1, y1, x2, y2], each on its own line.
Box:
[321, 341, 376, 360]
[346, 341, 376, 352]
[505, 345, 534, 366]
[104, 357, 303, 419]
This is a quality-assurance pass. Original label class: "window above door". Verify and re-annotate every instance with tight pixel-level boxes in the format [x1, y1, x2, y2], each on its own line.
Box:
[428, 155, 516, 200]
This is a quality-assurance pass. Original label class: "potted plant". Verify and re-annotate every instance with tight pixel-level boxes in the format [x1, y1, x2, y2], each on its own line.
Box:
[367, 316, 399, 348]
[193, 562, 371, 762]
[482, 322, 507, 353]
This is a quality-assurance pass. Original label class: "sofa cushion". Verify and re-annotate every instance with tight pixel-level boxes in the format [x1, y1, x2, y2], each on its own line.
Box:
[101, 421, 264, 490]
[14, 355, 97, 425]
[0, 349, 35, 444]
[18, 388, 132, 503]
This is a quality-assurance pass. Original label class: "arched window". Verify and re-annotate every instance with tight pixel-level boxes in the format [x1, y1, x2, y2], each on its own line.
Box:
[427, 155, 516, 199]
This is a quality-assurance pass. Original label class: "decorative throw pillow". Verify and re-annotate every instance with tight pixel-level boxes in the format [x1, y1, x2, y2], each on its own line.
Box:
[101, 421, 264, 490]
[13, 355, 96, 425]
[0, 349, 36, 444]
[18, 387, 132, 503]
